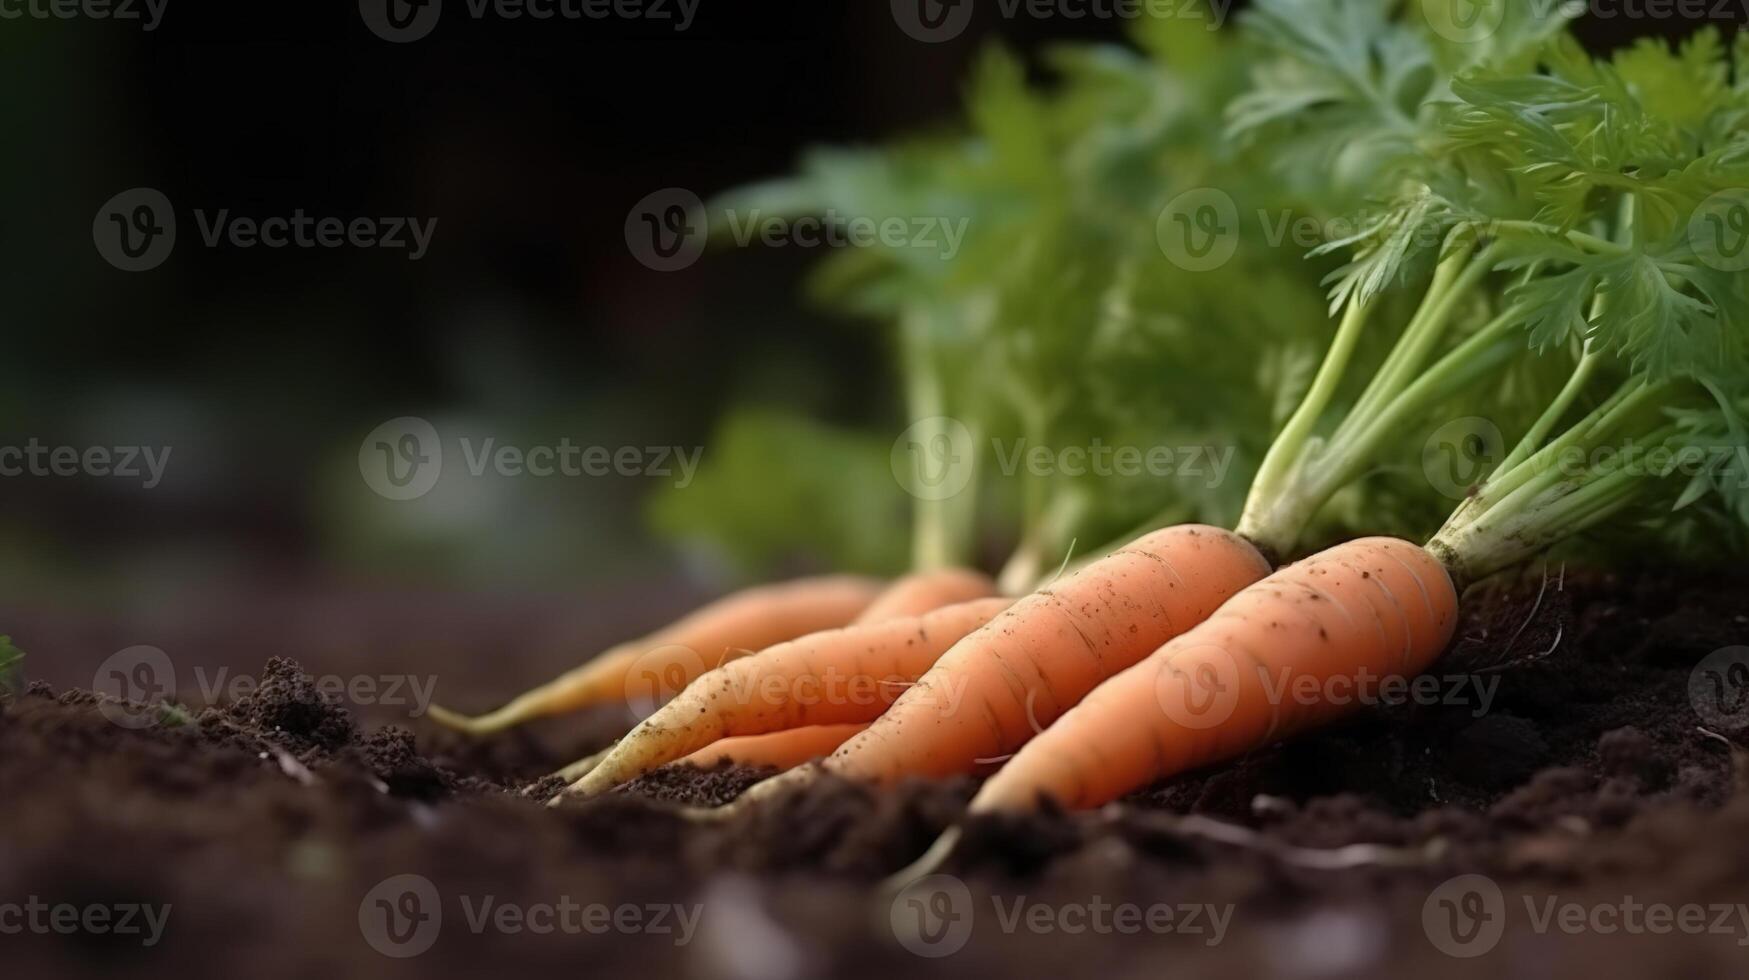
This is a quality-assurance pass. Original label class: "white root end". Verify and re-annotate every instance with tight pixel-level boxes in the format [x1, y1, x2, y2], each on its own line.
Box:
[735, 762, 821, 807]
[551, 743, 617, 783]
[427, 700, 541, 737]
[547, 757, 827, 814]
[424, 703, 496, 735]
[881, 825, 963, 895]
[677, 800, 745, 824]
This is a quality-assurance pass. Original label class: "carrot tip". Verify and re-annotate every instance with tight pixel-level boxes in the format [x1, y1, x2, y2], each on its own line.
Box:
[425, 703, 504, 736]
[678, 801, 743, 824]
[545, 770, 622, 807]
[428, 686, 570, 736]
[554, 771, 616, 804]
[881, 825, 962, 896]
[550, 743, 616, 783]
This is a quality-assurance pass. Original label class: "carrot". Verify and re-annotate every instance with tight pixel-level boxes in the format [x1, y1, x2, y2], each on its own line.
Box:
[553, 596, 1013, 801]
[851, 568, 999, 624]
[427, 575, 883, 736]
[818, 525, 1272, 787]
[551, 742, 616, 783]
[970, 537, 1457, 813]
[678, 723, 868, 772]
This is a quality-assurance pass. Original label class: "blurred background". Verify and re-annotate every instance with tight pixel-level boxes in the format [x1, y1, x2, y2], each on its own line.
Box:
[1, 0, 1740, 707]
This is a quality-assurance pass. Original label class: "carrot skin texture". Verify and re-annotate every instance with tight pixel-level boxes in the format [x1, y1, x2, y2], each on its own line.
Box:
[567, 597, 1014, 796]
[429, 575, 883, 735]
[822, 525, 1273, 786]
[679, 723, 869, 771]
[661, 570, 991, 776]
[970, 537, 1458, 813]
[851, 568, 999, 625]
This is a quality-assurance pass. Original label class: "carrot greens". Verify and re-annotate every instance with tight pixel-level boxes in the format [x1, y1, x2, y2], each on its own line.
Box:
[1230, 2, 1748, 567]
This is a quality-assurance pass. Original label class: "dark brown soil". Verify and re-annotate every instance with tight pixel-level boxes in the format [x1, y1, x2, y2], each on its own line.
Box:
[3, 568, 1748, 979]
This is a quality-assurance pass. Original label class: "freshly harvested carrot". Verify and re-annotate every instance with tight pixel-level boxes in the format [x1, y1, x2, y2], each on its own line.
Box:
[427, 575, 883, 736]
[552, 742, 616, 783]
[554, 596, 1013, 800]
[970, 537, 1457, 813]
[678, 723, 869, 772]
[820, 525, 1272, 786]
[851, 568, 999, 624]
[539, 572, 991, 787]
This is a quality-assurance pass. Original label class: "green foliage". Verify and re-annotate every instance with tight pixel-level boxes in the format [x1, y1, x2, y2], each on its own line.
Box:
[662, 3, 1749, 575]
[1229, 0, 1571, 213]
[1227, 3, 1748, 566]
[0, 635, 25, 695]
[648, 409, 911, 577]
[666, 15, 1337, 577]
[1666, 388, 1749, 526]
[1416, 29, 1747, 383]
[1411, 27, 1749, 569]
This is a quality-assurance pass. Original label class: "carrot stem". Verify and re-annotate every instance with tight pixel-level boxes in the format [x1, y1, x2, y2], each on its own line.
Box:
[1239, 231, 1505, 557]
[902, 305, 979, 572]
[1237, 296, 1376, 555]
[1343, 232, 1482, 426]
[1428, 378, 1685, 583]
[996, 489, 1090, 596]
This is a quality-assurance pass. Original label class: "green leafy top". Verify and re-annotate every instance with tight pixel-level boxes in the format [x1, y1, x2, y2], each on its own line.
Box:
[1376, 29, 1749, 577]
[648, 409, 912, 575]
[1231, 5, 1749, 567]
[661, 11, 1334, 583]
[1229, 0, 1572, 214]
[1306, 25, 1749, 382]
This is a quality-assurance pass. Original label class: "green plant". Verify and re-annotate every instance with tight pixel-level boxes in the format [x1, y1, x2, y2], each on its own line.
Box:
[0, 635, 26, 695]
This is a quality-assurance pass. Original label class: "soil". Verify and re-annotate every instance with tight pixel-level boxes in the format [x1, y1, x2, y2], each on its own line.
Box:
[3, 568, 1749, 979]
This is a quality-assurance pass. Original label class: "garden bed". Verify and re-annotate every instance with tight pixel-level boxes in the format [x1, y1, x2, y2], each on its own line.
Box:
[4, 567, 1746, 978]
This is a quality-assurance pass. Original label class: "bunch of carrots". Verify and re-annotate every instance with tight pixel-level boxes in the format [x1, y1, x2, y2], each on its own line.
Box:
[432, 0, 1748, 873]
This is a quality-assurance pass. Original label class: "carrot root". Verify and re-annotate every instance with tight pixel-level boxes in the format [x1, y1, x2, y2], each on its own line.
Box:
[821, 526, 1273, 787]
[429, 575, 883, 736]
[553, 597, 1012, 802]
[881, 826, 963, 894]
[969, 537, 1458, 814]
[550, 743, 617, 783]
[678, 723, 869, 772]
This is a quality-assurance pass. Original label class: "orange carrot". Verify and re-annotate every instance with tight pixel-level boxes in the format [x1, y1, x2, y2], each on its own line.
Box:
[851, 568, 999, 624]
[427, 575, 883, 736]
[679, 723, 869, 772]
[970, 537, 1458, 813]
[819, 525, 1272, 786]
[555, 596, 1013, 800]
